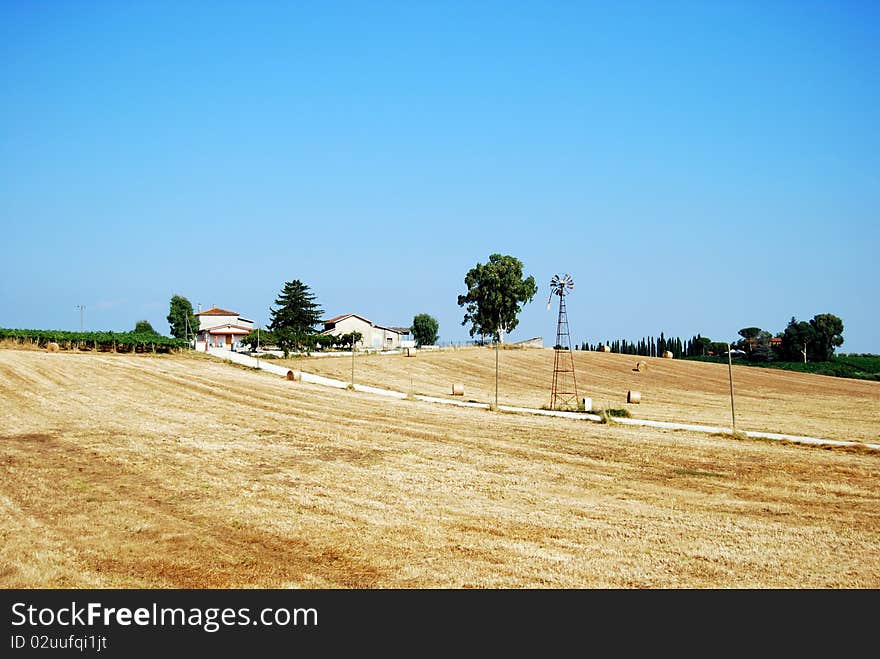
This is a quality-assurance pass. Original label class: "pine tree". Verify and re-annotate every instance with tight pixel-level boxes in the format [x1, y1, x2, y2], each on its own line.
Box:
[268, 280, 324, 336]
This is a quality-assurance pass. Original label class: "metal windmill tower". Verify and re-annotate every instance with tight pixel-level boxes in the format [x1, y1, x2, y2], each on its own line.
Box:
[547, 273, 578, 410]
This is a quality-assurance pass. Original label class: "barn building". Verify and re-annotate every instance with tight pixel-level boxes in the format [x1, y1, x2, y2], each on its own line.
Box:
[322, 313, 410, 351]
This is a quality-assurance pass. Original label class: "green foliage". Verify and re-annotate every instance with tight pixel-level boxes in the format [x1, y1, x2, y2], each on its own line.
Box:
[0, 328, 187, 352]
[316, 334, 335, 350]
[708, 341, 729, 356]
[332, 331, 362, 350]
[457, 253, 537, 341]
[241, 328, 277, 350]
[780, 317, 815, 361]
[694, 336, 712, 356]
[268, 280, 324, 337]
[684, 354, 879, 381]
[166, 295, 198, 340]
[134, 320, 158, 335]
[411, 313, 439, 346]
[779, 313, 843, 362]
[809, 313, 844, 361]
[738, 327, 762, 341]
[747, 345, 775, 363]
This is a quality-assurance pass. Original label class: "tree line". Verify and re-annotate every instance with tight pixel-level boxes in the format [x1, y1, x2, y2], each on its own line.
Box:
[578, 313, 845, 363]
[578, 334, 698, 358]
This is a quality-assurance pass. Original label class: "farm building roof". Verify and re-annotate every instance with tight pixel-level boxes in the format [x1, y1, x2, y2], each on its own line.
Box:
[323, 313, 372, 325]
[196, 307, 239, 316]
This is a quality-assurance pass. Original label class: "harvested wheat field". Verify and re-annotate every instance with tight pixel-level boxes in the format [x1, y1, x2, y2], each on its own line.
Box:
[296, 348, 880, 444]
[1, 349, 878, 588]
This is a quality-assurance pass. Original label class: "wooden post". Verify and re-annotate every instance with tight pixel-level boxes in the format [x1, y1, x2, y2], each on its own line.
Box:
[727, 343, 736, 436]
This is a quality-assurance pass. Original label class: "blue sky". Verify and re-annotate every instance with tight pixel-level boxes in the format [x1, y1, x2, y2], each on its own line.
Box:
[2, 1, 878, 351]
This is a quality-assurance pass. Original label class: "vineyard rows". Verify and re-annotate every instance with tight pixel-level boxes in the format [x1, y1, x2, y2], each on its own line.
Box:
[0, 328, 189, 353]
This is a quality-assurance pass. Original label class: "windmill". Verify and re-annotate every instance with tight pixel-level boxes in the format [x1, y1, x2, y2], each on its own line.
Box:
[547, 273, 578, 410]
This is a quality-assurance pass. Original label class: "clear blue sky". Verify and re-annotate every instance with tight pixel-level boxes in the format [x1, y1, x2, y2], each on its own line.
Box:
[2, 1, 878, 351]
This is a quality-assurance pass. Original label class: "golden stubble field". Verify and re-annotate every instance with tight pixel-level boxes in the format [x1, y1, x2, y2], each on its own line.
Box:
[297, 347, 880, 444]
[1, 348, 878, 588]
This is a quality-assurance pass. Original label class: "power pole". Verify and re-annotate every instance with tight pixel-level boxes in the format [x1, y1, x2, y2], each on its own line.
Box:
[493, 314, 502, 409]
[727, 343, 737, 436]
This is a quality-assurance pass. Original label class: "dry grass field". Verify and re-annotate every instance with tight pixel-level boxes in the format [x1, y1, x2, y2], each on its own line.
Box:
[1, 348, 878, 588]
[296, 347, 880, 444]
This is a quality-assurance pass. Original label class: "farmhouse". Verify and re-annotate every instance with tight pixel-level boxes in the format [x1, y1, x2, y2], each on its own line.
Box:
[322, 313, 410, 350]
[195, 306, 254, 350]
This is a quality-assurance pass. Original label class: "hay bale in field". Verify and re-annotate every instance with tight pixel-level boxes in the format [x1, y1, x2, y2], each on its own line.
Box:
[452, 383, 464, 396]
[633, 361, 648, 373]
[662, 350, 674, 359]
[47, 342, 60, 352]
[598, 344, 611, 353]
[627, 390, 641, 404]
[286, 370, 302, 381]
[406, 348, 417, 357]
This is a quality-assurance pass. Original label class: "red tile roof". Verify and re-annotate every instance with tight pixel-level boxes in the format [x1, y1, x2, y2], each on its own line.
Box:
[196, 306, 239, 316]
[323, 313, 372, 325]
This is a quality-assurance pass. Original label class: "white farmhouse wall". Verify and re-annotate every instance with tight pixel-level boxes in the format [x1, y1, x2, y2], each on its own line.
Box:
[197, 314, 240, 331]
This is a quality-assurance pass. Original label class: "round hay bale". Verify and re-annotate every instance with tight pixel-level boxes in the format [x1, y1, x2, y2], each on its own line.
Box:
[47, 342, 60, 353]
[662, 350, 674, 359]
[286, 370, 302, 381]
[406, 347, 417, 357]
[598, 344, 611, 353]
[627, 390, 641, 404]
[634, 361, 648, 373]
[452, 383, 464, 396]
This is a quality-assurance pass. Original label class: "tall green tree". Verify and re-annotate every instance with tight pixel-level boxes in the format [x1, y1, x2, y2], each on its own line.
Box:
[268, 280, 324, 354]
[411, 313, 439, 346]
[457, 254, 537, 342]
[167, 295, 198, 340]
[134, 320, 158, 335]
[738, 327, 762, 341]
[809, 313, 844, 361]
[780, 317, 816, 362]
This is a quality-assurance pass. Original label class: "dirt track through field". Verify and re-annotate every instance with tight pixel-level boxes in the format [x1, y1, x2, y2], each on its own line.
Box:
[1, 350, 878, 588]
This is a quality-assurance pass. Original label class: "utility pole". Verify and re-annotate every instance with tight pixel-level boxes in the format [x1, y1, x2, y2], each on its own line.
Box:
[495, 314, 502, 409]
[727, 343, 737, 436]
[351, 337, 356, 388]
